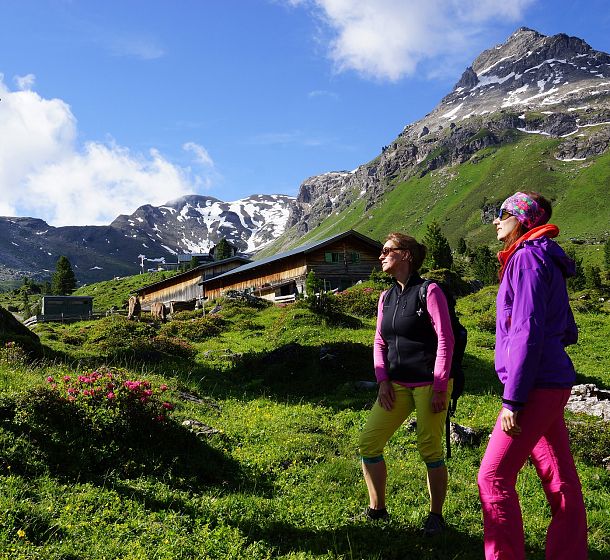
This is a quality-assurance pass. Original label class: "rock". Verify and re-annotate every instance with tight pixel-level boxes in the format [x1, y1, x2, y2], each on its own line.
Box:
[450, 422, 484, 447]
[0, 305, 40, 345]
[566, 383, 610, 421]
[182, 419, 220, 438]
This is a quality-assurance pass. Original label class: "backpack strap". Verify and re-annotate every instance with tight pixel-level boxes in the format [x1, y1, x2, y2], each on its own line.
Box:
[418, 279, 433, 314]
[419, 278, 453, 459]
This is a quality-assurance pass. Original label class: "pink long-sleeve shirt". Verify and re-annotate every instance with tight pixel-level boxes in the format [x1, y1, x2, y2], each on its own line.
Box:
[373, 283, 454, 392]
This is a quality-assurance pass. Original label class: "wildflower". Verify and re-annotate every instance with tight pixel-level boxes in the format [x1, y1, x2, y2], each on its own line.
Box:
[143, 389, 153, 397]
[155, 414, 166, 422]
[140, 397, 149, 404]
[107, 392, 115, 400]
[63, 375, 71, 382]
[162, 402, 173, 410]
[46, 376, 54, 383]
[17, 529, 25, 538]
[159, 384, 168, 392]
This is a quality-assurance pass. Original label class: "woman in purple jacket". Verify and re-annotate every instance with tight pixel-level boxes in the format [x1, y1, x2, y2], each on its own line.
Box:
[478, 192, 587, 560]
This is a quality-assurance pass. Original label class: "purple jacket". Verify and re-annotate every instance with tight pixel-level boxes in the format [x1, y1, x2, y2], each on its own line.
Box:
[495, 236, 578, 410]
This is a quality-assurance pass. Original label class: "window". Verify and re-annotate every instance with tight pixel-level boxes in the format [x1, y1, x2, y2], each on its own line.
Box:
[350, 252, 360, 263]
[324, 252, 341, 263]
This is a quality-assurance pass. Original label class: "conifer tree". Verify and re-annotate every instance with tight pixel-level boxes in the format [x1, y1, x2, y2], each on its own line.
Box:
[470, 246, 499, 285]
[457, 237, 468, 255]
[423, 221, 453, 270]
[214, 239, 232, 261]
[51, 256, 77, 295]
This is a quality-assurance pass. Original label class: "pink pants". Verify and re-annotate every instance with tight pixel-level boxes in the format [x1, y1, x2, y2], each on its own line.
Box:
[478, 388, 587, 560]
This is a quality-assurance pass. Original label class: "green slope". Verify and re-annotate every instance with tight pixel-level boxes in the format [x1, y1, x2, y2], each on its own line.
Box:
[270, 131, 609, 256]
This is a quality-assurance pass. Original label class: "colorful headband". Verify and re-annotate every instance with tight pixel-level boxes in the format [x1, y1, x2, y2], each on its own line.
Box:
[499, 192, 548, 229]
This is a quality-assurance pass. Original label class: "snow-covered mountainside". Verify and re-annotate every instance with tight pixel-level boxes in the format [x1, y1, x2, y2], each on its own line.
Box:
[0, 194, 296, 283]
[111, 194, 295, 255]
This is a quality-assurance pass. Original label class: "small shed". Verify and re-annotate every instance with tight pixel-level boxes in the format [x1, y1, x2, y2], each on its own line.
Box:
[40, 296, 94, 321]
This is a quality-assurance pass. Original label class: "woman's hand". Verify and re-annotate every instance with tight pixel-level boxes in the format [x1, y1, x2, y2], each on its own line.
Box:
[501, 407, 521, 436]
[377, 380, 395, 411]
[431, 391, 447, 413]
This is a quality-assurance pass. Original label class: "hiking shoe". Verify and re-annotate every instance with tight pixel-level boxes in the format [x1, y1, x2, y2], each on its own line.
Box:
[365, 506, 389, 521]
[422, 512, 445, 536]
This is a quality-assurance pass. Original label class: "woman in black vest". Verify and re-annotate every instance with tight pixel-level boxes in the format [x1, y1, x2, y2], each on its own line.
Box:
[359, 233, 455, 536]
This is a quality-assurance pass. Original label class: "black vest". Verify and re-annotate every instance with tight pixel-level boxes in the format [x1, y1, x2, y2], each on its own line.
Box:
[380, 274, 437, 383]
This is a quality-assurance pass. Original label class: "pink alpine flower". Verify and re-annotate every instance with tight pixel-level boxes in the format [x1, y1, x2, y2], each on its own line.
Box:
[159, 384, 168, 392]
[106, 392, 115, 400]
[46, 376, 54, 383]
[162, 402, 173, 410]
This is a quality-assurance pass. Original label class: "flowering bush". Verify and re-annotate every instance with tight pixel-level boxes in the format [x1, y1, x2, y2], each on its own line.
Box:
[45, 366, 174, 424]
[6, 367, 228, 484]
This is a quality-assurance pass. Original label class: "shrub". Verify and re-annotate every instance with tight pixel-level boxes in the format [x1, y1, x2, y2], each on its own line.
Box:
[171, 309, 204, 321]
[160, 315, 225, 342]
[369, 268, 393, 289]
[333, 286, 381, 318]
[151, 335, 197, 359]
[0, 341, 29, 365]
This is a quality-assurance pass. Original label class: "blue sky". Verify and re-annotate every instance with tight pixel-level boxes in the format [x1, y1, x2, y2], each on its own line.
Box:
[1, 0, 609, 226]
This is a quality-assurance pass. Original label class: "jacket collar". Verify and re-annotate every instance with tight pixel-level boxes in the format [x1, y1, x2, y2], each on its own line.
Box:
[497, 223, 559, 275]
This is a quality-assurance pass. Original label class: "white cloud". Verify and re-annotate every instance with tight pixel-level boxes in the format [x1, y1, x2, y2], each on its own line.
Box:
[107, 35, 165, 60]
[14, 73, 36, 90]
[183, 141, 214, 167]
[308, 89, 339, 100]
[286, 0, 535, 81]
[0, 75, 208, 226]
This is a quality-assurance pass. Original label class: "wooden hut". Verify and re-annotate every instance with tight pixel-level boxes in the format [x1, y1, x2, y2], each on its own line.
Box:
[202, 230, 382, 301]
[135, 256, 251, 310]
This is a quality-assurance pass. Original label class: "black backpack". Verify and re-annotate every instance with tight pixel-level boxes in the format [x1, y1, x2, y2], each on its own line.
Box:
[418, 279, 468, 457]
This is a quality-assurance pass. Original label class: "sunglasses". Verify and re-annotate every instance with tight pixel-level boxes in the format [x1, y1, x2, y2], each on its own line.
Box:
[380, 247, 407, 256]
[497, 209, 514, 221]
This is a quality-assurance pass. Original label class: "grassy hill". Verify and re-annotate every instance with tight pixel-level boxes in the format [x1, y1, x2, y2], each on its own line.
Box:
[261, 130, 610, 267]
[0, 285, 608, 559]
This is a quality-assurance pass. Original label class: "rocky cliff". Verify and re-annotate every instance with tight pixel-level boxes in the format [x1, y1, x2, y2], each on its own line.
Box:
[281, 28, 610, 244]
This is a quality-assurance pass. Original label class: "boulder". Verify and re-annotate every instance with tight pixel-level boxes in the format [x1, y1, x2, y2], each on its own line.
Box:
[0, 305, 40, 345]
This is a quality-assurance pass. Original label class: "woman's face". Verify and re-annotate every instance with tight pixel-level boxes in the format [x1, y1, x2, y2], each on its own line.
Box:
[493, 210, 520, 242]
[379, 241, 410, 276]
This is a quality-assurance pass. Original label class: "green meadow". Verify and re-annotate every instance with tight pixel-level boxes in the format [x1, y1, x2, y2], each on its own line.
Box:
[260, 130, 610, 261]
[1, 281, 609, 559]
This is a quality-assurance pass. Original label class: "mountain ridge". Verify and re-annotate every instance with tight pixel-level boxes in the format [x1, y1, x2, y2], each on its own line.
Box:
[2, 27, 609, 284]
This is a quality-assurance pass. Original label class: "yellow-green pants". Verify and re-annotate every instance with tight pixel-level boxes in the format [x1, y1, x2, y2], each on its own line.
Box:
[359, 381, 452, 468]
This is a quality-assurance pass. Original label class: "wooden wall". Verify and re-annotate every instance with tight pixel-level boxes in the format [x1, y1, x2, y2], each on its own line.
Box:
[138, 260, 246, 308]
[203, 235, 381, 300]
